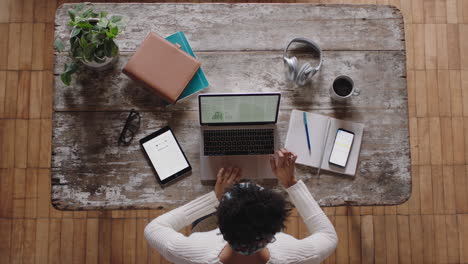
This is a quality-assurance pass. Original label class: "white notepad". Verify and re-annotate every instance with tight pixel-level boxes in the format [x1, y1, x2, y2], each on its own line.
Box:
[285, 110, 364, 176]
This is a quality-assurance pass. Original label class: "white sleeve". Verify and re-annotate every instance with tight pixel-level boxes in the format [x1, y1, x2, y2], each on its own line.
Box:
[144, 191, 219, 263]
[285, 180, 338, 264]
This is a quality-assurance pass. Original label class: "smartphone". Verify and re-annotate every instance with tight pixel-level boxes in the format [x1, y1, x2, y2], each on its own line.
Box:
[329, 129, 355, 168]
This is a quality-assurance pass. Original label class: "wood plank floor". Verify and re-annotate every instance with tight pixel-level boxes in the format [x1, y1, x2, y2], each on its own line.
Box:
[0, 0, 468, 263]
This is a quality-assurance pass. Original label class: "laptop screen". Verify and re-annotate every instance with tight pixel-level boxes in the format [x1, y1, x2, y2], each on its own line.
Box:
[199, 93, 280, 125]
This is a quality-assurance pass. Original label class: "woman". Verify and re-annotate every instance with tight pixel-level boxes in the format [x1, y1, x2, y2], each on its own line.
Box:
[144, 149, 338, 264]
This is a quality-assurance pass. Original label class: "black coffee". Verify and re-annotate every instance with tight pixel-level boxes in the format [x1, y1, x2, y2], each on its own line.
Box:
[333, 78, 353, 96]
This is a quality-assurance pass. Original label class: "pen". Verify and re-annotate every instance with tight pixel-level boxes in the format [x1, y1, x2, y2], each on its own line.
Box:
[303, 112, 311, 151]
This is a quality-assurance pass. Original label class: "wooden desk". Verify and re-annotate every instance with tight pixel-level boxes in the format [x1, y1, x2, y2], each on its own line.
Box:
[52, 3, 410, 210]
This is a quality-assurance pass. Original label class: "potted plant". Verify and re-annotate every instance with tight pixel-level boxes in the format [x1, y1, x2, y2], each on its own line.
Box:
[54, 3, 125, 85]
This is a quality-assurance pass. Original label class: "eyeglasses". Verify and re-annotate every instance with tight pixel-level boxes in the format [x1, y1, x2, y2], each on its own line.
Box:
[118, 109, 141, 145]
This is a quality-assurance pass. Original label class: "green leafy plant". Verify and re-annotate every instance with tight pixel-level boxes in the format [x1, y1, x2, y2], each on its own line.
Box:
[54, 3, 125, 85]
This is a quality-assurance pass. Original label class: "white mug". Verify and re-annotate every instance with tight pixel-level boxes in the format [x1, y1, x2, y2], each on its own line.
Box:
[329, 75, 360, 102]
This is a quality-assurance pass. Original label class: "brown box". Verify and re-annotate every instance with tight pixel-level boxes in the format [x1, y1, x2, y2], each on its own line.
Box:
[123, 32, 201, 104]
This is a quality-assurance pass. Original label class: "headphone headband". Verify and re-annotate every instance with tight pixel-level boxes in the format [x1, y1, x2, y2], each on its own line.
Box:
[283, 37, 323, 71]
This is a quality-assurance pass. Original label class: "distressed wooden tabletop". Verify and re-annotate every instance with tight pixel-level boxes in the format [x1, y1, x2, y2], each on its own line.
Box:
[52, 3, 410, 210]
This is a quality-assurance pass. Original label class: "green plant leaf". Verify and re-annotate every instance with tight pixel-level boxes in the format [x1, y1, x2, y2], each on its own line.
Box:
[90, 35, 100, 46]
[70, 37, 80, 56]
[110, 40, 119, 56]
[100, 11, 108, 18]
[103, 40, 113, 57]
[64, 61, 78, 74]
[72, 48, 83, 59]
[97, 17, 108, 28]
[70, 36, 78, 46]
[68, 9, 76, 21]
[79, 37, 93, 61]
[79, 36, 88, 49]
[93, 50, 106, 63]
[61, 72, 72, 85]
[76, 21, 93, 29]
[97, 32, 106, 40]
[83, 32, 93, 42]
[82, 8, 93, 18]
[61, 61, 77, 85]
[73, 16, 86, 24]
[69, 36, 76, 48]
[90, 33, 98, 44]
[70, 28, 81, 38]
[109, 26, 118, 36]
[95, 48, 105, 59]
[83, 44, 95, 61]
[110, 15, 123, 23]
[103, 41, 110, 57]
[91, 32, 106, 46]
[54, 39, 65, 52]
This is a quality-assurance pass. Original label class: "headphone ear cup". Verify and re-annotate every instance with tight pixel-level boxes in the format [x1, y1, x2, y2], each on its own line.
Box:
[295, 63, 313, 86]
[284, 57, 298, 82]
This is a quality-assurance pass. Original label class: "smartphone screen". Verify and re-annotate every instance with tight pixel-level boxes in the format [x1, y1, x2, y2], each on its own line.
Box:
[329, 129, 354, 167]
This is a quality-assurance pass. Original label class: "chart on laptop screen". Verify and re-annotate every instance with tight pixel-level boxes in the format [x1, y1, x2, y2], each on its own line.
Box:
[200, 94, 279, 124]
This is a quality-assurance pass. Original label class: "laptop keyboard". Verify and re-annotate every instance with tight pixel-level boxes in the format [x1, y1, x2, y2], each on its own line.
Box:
[203, 129, 274, 156]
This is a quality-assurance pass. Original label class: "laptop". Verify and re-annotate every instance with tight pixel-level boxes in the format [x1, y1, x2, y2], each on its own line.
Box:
[198, 93, 281, 182]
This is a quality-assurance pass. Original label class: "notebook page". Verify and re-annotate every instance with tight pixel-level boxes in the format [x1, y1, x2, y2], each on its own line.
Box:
[285, 110, 330, 167]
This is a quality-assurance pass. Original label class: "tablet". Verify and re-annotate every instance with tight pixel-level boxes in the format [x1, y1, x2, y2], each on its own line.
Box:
[140, 126, 191, 185]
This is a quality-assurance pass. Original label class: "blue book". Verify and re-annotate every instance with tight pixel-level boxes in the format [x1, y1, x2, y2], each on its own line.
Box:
[165, 32, 209, 102]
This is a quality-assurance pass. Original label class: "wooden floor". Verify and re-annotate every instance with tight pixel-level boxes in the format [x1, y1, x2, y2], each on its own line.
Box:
[0, 0, 467, 263]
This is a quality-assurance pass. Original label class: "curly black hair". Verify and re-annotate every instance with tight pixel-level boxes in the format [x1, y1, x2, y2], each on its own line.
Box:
[216, 181, 290, 246]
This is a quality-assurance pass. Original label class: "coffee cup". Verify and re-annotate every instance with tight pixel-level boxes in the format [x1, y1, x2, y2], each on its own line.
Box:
[329, 75, 360, 102]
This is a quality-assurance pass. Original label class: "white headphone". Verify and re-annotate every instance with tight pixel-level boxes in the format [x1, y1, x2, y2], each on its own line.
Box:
[283, 37, 323, 86]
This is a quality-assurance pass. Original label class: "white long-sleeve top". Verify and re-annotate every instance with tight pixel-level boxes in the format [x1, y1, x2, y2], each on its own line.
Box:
[144, 180, 338, 264]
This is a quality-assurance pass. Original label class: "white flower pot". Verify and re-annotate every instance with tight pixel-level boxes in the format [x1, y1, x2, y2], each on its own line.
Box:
[81, 55, 117, 71]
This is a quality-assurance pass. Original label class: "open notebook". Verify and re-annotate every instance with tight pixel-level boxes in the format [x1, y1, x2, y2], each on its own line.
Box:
[285, 110, 365, 176]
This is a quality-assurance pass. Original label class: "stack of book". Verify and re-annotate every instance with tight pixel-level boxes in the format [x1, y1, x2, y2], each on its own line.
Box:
[123, 31, 209, 105]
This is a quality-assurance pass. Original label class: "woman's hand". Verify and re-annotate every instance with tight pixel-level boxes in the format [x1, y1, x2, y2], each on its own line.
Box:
[214, 167, 241, 201]
[270, 148, 298, 188]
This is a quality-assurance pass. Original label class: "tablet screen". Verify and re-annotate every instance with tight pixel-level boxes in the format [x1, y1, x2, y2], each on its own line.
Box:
[141, 129, 189, 181]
